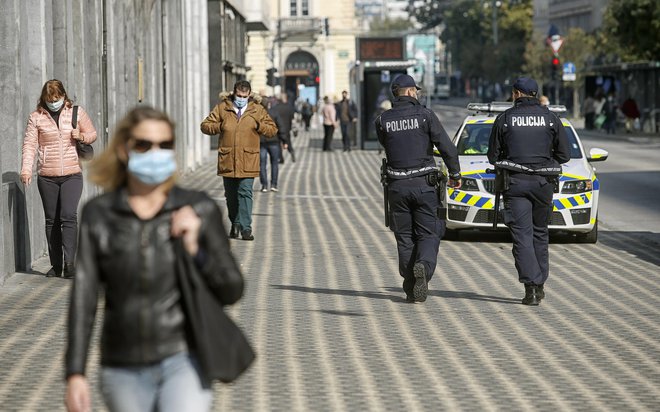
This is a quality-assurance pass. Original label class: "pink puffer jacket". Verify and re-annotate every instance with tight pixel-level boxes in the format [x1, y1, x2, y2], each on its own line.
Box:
[21, 104, 97, 178]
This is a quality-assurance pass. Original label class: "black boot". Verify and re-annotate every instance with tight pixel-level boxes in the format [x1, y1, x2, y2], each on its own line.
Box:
[537, 284, 545, 300]
[229, 223, 240, 239]
[412, 263, 428, 303]
[241, 229, 254, 241]
[522, 284, 540, 306]
[46, 266, 62, 278]
[62, 263, 76, 279]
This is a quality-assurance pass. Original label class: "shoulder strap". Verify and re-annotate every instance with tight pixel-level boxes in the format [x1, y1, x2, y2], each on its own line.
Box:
[72, 105, 79, 129]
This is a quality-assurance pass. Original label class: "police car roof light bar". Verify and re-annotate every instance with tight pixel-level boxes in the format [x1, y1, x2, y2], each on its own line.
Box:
[467, 102, 568, 115]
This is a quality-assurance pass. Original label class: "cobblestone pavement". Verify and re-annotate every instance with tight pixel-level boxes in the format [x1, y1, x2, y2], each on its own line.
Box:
[1, 128, 659, 411]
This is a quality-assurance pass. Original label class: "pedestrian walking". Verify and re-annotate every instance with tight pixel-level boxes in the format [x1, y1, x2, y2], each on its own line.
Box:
[336, 90, 358, 152]
[259, 95, 281, 192]
[200, 80, 277, 241]
[270, 94, 296, 164]
[621, 96, 640, 133]
[582, 94, 596, 130]
[376, 74, 461, 303]
[487, 77, 571, 305]
[65, 107, 250, 412]
[20, 79, 97, 279]
[321, 96, 338, 152]
[602, 93, 618, 134]
[301, 99, 313, 131]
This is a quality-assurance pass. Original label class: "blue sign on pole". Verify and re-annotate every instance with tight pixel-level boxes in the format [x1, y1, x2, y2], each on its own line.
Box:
[563, 62, 576, 74]
[562, 62, 576, 81]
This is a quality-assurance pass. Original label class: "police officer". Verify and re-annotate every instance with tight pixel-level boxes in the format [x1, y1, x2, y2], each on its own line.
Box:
[487, 77, 571, 305]
[376, 74, 461, 303]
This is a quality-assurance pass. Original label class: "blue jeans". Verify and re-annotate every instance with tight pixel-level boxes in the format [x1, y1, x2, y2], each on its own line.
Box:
[100, 352, 212, 412]
[223, 177, 254, 231]
[260, 143, 280, 188]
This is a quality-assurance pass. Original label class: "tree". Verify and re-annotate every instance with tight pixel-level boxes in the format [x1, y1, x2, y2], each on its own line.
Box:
[369, 17, 414, 35]
[439, 0, 533, 83]
[560, 28, 597, 91]
[603, 0, 660, 61]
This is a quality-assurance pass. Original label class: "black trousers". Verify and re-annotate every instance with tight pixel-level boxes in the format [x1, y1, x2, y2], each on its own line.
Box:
[37, 173, 83, 268]
[388, 177, 444, 294]
[502, 174, 554, 285]
[322, 125, 335, 151]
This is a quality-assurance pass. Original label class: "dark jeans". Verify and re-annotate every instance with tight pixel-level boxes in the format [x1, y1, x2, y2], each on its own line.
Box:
[340, 122, 351, 151]
[260, 143, 280, 188]
[223, 177, 254, 232]
[323, 125, 335, 151]
[502, 175, 554, 285]
[302, 114, 312, 130]
[388, 178, 443, 293]
[37, 173, 83, 268]
[585, 112, 595, 130]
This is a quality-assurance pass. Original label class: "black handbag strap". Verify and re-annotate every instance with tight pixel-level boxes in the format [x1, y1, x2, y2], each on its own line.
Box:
[72, 105, 79, 129]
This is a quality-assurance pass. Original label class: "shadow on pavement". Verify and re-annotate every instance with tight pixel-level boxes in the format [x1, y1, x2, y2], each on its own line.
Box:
[271, 284, 405, 304]
[597, 230, 660, 268]
[315, 309, 366, 317]
[383, 287, 520, 305]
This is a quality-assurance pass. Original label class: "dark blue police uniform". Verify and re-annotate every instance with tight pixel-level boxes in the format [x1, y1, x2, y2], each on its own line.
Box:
[487, 77, 570, 305]
[376, 75, 460, 303]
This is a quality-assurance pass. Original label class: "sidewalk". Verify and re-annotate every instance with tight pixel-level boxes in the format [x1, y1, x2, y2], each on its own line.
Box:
[1, 128, 659, 411]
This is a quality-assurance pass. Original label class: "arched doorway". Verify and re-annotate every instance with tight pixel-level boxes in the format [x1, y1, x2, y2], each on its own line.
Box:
[284, 51, 319, 106]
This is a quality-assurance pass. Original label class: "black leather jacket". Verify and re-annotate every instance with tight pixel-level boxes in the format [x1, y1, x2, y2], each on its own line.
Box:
[66, 186, 243, 377]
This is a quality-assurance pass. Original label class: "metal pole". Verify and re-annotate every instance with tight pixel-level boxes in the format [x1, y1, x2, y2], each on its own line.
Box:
[492, 0, 498, 46]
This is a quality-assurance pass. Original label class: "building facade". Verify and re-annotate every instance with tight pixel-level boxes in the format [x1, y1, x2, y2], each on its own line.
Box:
[0, 0, 266, 279]
[245, 0, 359, 104]
[533, 0, 610, 36]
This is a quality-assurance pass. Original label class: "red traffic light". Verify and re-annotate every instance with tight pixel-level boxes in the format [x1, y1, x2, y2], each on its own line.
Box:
[315, 76, 320, 83]
[552, 57, 560, 66]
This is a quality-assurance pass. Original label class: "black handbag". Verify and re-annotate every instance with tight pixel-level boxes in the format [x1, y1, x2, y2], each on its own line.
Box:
[72, 106, 94, 160]
[174, 239, 255, 383]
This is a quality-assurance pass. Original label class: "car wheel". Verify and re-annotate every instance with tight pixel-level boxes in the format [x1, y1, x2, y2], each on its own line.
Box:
[443, 229, 459, 241]
[576, 219, 598, 244]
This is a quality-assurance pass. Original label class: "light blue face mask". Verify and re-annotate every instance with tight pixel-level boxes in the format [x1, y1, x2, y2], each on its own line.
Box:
[127, 149, 177, 185]
[234, 96, 249, 109]
[46, 99, 64, 112]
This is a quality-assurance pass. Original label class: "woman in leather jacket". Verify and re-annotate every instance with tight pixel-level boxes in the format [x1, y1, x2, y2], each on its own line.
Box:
[65, 107, 244, 412]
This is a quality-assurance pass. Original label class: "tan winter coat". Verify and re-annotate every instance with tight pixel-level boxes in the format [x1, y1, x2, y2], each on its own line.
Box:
[200, 92, 277, 178]
[21, 104, 97, 178]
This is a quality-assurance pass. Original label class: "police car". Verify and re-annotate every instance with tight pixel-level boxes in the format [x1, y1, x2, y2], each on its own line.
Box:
[440, 102, 608, 243]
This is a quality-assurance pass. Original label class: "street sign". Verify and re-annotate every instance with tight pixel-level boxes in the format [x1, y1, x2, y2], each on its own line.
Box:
[562, 62, 576, 81]
[549, 35, 563, 54]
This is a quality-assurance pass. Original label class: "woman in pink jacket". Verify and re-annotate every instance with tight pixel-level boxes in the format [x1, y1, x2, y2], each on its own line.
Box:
[20, 79, 97, 279]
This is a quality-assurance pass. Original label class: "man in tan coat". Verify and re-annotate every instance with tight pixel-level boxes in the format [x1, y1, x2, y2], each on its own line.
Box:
[201, 80, 277, 240]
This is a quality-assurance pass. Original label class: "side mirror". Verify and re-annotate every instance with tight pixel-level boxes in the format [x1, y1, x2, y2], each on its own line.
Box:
[587, 148, 608, 162]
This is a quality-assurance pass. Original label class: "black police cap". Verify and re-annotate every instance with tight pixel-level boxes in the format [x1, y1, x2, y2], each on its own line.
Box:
[513, 77, 539, 96]
[391, 74, 422, 92]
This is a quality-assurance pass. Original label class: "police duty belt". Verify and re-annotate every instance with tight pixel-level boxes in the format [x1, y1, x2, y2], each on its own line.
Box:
[386, 165, 437, 179]
[494, 160, 561, 176]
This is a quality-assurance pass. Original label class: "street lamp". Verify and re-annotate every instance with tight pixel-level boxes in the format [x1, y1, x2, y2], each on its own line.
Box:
[483, 0, 501, 46]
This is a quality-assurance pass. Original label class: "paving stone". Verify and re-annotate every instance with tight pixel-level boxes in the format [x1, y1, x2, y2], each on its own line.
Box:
[0, 128, 659, 411]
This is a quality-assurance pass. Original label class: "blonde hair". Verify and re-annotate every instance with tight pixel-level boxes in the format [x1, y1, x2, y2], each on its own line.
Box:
[89, 106, 176, 190]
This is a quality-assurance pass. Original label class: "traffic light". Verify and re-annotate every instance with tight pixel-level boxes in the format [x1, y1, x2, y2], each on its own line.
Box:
[550, 55, 561, 80]
[266, 68, 277, 87]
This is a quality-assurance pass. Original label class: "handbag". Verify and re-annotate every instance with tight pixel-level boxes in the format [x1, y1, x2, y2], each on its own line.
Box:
[594, 113, 607, 130]
[174, 238, 255, 383]
[72, 106, 94, 160]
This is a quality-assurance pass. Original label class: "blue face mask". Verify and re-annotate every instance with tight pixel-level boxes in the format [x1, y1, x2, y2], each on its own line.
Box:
[127, 149, 177, 185]
[46, 99, 64, 112]
[234, 96, 248, 109]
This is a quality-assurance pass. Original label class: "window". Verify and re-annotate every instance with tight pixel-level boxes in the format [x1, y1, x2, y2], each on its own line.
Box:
[290, 0, 309, 17]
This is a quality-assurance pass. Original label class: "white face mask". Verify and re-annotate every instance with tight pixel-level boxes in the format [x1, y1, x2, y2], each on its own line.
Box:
[46, 99, 64, 112]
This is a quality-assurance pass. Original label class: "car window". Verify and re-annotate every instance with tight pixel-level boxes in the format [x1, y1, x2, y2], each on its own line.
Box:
[457, 122, 582, 158]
